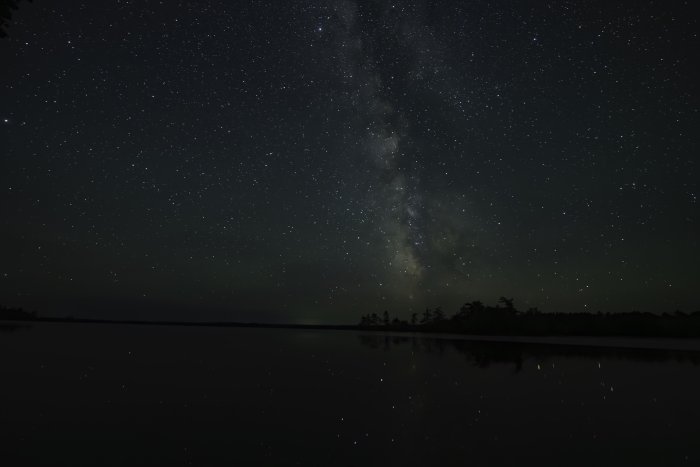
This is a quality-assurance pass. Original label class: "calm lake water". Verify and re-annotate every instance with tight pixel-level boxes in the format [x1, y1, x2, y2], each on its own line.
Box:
[1, 322, 699, 466]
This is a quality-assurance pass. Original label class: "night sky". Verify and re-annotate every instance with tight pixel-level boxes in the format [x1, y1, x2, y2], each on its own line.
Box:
[0, 0, 698, 323]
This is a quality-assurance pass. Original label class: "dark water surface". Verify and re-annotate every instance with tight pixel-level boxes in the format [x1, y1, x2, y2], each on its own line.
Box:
[1, 322, 699, 466]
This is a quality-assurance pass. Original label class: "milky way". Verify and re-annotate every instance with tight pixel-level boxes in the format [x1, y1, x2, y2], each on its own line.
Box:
[335, 2, 426, 286]
[0, 0, 697, 322]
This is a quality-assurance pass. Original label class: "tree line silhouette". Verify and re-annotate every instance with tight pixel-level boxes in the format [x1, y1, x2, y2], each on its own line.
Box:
[0, 0, 30, 38]
[0, 305, 37, 320]
[4, 300, 700, 338]
[359, 297, 700, 338]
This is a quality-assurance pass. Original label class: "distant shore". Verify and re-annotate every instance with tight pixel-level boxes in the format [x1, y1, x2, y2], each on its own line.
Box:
[2, 315, 700, 352]
[0, 315, 360, 330]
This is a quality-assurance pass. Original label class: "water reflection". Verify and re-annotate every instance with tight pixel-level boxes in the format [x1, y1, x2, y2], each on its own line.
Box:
[0, 323, 31, 333]
[2, 324, 699, 466]
[357, 333, 700, 370]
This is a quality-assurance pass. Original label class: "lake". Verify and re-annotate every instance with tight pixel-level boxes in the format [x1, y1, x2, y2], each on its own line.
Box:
[1, 322, 698, 466]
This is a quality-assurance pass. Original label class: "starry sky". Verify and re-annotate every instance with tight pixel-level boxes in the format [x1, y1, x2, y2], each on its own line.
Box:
[0, 0, 698, 323]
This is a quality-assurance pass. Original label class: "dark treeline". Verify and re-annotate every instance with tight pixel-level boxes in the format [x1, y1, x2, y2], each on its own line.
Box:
[0, 0, 31, 37]
[4, 301, 700, 338]
[359, 297, 700, 338]
[0, 305, 37, 321]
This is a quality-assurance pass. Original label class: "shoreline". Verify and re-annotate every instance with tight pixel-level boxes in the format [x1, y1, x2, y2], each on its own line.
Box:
[3, 317, 700, 352]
